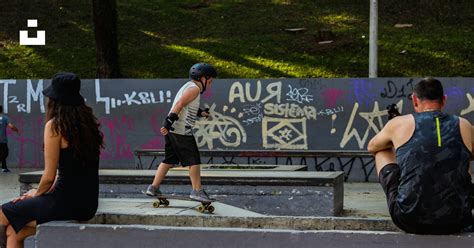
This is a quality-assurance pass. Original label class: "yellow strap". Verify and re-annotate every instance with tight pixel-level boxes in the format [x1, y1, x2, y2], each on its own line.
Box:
[436, 117, 442, 147]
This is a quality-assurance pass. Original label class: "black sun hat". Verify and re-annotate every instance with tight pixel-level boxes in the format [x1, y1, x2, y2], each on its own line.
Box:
[42, 72, 85, 106]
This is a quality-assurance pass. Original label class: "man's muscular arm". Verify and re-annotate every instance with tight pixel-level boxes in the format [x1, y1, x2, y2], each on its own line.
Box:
[368, 119, 396, 154]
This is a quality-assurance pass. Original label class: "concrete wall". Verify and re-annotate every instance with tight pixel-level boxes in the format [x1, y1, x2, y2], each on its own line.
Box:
[36, 222, 474, 248]
[4, 78, 474, 181]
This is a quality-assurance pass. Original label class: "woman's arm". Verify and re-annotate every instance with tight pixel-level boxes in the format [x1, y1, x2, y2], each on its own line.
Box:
[46, 176, 58, 193]
[14, 120, 60, 202]
[34, 120, 61, 197]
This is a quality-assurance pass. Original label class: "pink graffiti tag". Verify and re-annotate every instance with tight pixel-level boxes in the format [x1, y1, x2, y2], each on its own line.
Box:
[10, 116, 44, 168]
[140, 109, 166, 149]
[100, 116, 134, 160]
[322, 88, 346, 108]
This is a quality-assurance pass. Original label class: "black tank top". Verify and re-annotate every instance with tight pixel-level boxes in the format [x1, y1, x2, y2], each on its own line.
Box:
[54, 147, 99, 200]
[396, 111, 472, 226]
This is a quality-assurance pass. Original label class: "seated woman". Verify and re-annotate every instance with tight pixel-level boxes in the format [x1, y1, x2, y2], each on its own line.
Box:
[0, 72, 104, 248]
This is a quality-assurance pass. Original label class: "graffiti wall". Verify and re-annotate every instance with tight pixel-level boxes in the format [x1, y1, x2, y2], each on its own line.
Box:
[2, 78, 474, 175]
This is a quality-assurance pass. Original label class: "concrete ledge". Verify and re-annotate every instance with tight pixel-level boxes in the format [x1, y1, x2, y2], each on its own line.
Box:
[19, 169, 340, 186]
[20, 170, 344, 216]
[177, 164, 308, 171]
[36, 222, 474, 248]
[89, 198, 395, 231]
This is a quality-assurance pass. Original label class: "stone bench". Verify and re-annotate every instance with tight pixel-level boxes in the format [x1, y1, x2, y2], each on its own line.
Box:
[19, 169, 344, 216]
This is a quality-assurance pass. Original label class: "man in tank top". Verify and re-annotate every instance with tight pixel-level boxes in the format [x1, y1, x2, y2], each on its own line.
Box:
[368, 77, 473, 234]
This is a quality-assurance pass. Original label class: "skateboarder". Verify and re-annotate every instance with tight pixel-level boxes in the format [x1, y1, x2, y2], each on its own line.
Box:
[146, 63, 217, 202]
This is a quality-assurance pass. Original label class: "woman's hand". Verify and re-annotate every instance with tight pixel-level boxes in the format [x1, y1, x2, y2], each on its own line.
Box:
[12, 189, 37, 203]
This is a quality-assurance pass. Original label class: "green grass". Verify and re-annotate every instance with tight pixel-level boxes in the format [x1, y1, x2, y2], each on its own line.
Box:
[0, 0, 473, 78]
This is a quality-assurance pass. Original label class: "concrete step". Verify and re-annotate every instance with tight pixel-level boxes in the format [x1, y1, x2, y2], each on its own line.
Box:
[90, 198, 397, 232]
[36, 222, 474, 248]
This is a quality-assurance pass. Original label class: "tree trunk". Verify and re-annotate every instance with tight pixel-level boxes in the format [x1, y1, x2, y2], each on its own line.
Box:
[91, 0, 121, 78]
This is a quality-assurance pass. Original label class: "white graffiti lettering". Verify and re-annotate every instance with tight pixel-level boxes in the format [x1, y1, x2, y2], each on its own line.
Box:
[194, 104, 247, 149]
[286, 85, 313, 103]
[461, 93, 474, 116]
[317, 106, 344, 116]
[0, 80, 16, 113]
[340, 100, 403, 149]
[228, 80, 281, 103]
[95, 79, 171, 114]
[264, 103, 317, 120]
[27, 79, 45, 114]
[242, 113, 263, 126]
[242, 102, 262, 116]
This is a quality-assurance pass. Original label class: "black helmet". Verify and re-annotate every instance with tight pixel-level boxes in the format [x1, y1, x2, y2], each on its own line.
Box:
[189, 63, 217, 80]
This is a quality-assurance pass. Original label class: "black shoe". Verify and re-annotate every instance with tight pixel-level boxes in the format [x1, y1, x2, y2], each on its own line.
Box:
[2, 168, 10, 173]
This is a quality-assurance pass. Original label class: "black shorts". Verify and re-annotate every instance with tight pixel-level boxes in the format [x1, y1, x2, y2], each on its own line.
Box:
[379, 163, 465, 234]
[162, 132, 201, 166]
[379, 163, 401, 217]
[379, 163, 418, 232]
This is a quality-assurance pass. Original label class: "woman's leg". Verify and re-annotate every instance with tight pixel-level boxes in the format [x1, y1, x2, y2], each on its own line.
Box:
[6, 221, 36, 248]
[0, 208, 9, 247]
[0, 209, 9, 226]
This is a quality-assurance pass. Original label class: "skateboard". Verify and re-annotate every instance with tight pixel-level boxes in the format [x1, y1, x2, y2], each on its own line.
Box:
[142, 191, 216, 213]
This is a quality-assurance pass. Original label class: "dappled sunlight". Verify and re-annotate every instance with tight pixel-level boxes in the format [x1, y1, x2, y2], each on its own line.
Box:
[242, 55, 337, 77]
[191, 38, 222, 44]
[69, 21, 92, 33]
[320, 13, 359, 24]
[380, 38, 458, 62]
[0, 42, 53, 77]
[140, 30, 165, 39]
[317, 13, 362, 31]
[430, 51, 451, 60]
[270, 0, 292, 5]
[164, 44, 264, 77]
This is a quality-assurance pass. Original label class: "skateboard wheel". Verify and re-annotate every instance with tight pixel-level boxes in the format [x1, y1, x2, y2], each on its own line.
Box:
[197, 205, 206, 213]
[152, 201, 160, 208]
[163, 199, 170, 207]
[207, 205, 215, 213]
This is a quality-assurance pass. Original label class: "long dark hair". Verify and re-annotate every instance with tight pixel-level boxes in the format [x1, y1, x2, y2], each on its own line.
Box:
[46, 98, 104, 163]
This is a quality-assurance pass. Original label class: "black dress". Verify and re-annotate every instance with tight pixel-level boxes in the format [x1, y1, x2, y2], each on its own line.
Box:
[2, 147, 99, 233]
